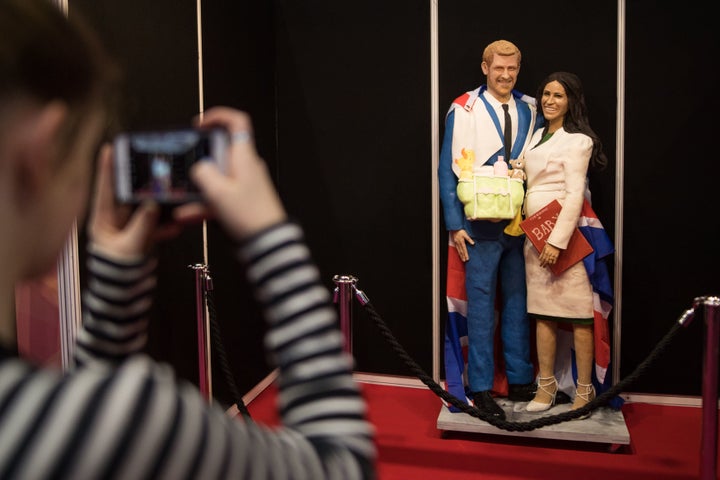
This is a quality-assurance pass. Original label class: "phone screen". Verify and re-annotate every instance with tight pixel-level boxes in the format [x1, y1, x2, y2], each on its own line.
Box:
[114, 128, 229, 204]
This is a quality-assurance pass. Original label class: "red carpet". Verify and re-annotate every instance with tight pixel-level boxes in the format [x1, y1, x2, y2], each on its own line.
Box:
[246, 381, 718, 480]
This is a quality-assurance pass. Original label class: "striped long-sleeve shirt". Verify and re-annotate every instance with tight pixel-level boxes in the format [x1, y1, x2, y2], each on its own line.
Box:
[0, 221, 376, 479]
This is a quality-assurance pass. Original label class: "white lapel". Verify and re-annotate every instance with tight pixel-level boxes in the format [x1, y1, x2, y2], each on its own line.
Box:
[450, 100, 503, 177]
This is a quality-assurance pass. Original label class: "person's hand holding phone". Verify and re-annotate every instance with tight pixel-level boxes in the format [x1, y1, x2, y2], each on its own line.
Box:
[87, 145, 184, 259]
[174, 107, 287, 241]
[90, 106, 283, 255]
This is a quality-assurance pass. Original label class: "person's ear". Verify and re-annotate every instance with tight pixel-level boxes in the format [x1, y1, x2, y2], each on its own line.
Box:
[481, 61, 489, 75]
[16, 101, 68, 198]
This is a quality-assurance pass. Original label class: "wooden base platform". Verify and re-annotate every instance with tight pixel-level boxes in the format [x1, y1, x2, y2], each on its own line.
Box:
[437, 398, 631, 445]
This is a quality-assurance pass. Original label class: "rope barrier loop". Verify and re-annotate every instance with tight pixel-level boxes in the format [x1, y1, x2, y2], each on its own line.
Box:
[341, 277, 715, 433]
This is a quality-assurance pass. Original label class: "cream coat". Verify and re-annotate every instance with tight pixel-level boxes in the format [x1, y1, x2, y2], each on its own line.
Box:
[522, 128, 594, 320]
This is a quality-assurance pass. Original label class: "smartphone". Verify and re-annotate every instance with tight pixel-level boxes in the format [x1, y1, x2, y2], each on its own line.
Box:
[113, 127, 230, 204]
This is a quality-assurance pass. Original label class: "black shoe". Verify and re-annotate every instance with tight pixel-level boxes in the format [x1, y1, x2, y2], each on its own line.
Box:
[472, 391, 506, 420]
[508, 382, 537, 402]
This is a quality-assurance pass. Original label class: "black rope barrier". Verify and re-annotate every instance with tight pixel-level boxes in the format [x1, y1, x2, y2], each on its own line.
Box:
[200, 268, 694, 431]
[360, 300, 685, 432]
[206, 289, 253, 420]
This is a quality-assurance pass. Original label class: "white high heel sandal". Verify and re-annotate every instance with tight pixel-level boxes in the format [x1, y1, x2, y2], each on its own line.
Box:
[571, 381, 596, 419]
[526, 376, 558, 412]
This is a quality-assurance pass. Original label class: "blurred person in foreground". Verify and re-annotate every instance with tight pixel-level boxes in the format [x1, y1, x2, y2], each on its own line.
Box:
[0, 0, 376, 478]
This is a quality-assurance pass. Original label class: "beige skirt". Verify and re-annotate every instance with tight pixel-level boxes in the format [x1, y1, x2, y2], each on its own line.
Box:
[524, 238, 594, 322]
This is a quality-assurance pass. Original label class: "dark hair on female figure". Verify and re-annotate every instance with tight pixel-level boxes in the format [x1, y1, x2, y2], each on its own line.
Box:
[536, 71, 608, 169]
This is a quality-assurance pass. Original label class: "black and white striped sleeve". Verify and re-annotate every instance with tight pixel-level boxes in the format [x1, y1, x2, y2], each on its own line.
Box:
[0, 224, 376, 479]
[237, 221, 377, 479]
[74, 244, 158, 369]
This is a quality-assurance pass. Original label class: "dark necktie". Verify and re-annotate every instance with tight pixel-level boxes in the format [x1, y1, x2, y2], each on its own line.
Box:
[502, 103, 512, 161]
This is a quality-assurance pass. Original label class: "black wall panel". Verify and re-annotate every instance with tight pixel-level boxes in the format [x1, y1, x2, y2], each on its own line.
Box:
[70, 0, 205, 392]
[621, 3, 720, 395]
[70, 0, 200, 130]
[274, 1, 433, 375]
[199, 2, 277, 407]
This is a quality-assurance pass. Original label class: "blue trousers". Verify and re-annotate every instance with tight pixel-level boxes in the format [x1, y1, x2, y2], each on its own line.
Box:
[464, 231, 533, 393]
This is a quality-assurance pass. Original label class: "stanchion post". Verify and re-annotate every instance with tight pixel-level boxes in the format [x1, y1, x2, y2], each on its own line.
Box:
[700, 296, 720, 480]
[333, 275, 355, 354]
[191, 264, 213, 401]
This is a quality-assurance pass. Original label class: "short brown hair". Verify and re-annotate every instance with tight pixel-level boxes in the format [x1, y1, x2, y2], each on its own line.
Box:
[482, 39, 521, 65]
